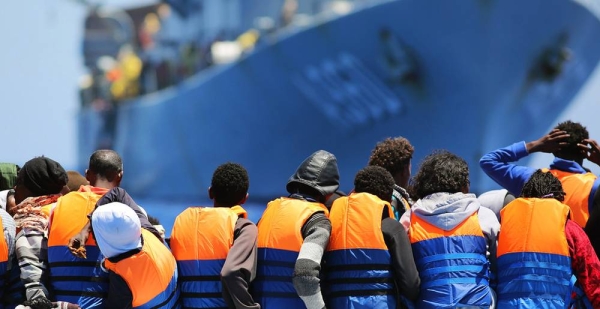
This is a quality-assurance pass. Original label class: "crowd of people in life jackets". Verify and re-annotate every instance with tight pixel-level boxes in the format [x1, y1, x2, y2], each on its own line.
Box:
[0, 119, 600, 309]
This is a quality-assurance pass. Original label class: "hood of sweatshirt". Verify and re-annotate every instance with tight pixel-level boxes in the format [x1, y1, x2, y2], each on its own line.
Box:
[286, 150, 340, 196]
[412, 192, 480, 231]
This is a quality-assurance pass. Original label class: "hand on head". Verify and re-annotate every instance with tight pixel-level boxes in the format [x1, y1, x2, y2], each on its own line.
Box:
[527, 129, 570, 153]
[578, 139, 600, 166]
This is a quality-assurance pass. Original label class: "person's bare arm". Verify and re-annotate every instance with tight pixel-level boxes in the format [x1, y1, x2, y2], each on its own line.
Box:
[67, 222, 90, 259]
[525, 129, 570, 153]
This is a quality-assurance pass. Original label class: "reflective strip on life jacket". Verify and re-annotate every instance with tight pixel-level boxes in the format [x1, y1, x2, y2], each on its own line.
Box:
[409, 211, 491, 309]
[48, 190, 107, 308]
[171, 206, 247, 308]
[254, 197, 328, 308]
[104, 229, 180, 309]
[497, 198, 572, 308]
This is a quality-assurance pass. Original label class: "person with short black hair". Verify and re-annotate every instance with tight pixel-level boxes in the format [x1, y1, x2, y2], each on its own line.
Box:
[86, 150, 123, 188]
[353, 166, 394, 201]
[324, 166, 420, 309]
[480, 120, 600, 256]
[171, 162, 259, 309]
[51, 150, 159, 309]
[368, 137, 414, 219]
[254, 150, 339, 309]
[496, 170, 600, 308]
[401, 150, 499, 308]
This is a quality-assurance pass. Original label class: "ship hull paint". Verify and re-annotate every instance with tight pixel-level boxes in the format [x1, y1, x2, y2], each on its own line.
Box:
[79, 0, 600, 201]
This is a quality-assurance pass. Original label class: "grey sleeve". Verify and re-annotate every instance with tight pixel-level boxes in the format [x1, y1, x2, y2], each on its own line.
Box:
[15, 230, 49, 300]
[221, 218, 260, 309]
[0, 209, 16, 263]
[478, 207, 500, 275]
[293, 212, 330, 309]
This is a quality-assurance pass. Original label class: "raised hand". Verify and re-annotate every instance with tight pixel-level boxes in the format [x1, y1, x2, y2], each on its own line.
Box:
[526, 129, 570, 153]
[578, 139, 600, 166]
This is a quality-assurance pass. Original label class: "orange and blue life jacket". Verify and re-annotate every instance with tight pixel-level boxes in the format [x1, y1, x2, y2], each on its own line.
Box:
[48, 186, 109, 309]
[170, 205, 247, 309]
[254, 197, 329, 309]
[497, 198, 574, 308]
[0, 215, 9, 307]
[104, 229, 180, 309]
[409, 211, 491, 308]
[542, 168, 597, 227]
[325, 193, 396, 309]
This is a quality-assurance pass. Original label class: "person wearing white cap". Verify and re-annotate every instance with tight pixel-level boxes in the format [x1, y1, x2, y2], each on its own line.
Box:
[91, 202, 180, 309]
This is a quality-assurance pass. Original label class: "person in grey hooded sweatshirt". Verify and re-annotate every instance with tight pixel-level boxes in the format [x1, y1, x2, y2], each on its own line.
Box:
[253, 150, 339, 309]
[477, 189, 515, 222]
[400, 150, 499, 309]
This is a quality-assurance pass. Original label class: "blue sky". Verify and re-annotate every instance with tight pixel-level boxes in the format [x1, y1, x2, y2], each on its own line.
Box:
[0, 0, 156, 170]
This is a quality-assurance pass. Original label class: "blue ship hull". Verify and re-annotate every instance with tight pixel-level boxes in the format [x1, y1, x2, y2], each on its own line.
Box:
[79, 0, 600, 205]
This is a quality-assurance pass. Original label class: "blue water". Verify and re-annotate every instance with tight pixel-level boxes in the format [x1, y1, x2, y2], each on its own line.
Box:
[134, 197, 268, 237]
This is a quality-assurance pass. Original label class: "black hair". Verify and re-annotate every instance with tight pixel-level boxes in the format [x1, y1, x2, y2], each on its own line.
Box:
[520, 169, 566, 202]
[88, 150, 123, 182]
[368, 137, 414, 176]
[409, 150, 469, 200]
[354, 166, 395, 203]
[553, 120, 589, 161]
[211, 162, 249, 207]
[147, 215, 161, 225]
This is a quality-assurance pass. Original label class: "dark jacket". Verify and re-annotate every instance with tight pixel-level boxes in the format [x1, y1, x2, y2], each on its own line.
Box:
[95, 188, 162, 241]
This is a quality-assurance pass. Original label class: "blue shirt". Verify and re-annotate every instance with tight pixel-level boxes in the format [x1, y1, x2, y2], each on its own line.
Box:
[479, 141, 600, 209]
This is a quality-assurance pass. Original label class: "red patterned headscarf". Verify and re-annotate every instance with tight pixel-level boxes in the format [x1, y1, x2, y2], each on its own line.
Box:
[13, 194, 60, 232]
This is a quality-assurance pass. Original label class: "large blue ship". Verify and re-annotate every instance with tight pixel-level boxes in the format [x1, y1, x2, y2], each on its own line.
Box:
[77, 0, 600, 226]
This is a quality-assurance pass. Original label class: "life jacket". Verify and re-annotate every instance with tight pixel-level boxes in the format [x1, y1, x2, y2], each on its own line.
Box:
[542, 168, 596, 227]
[48, 187, 109, 308]
[104, 229, 180, 309]
[497, 198, 574, 308]
[41, 203, 54, 219]
[253, 197, 329, 309]
[0, 215, 9, 303]
[4, 255, 26, 306]
[409, 211, 491, 308]
[325, 193, 396, 309]
[170, 205, 247, 308]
